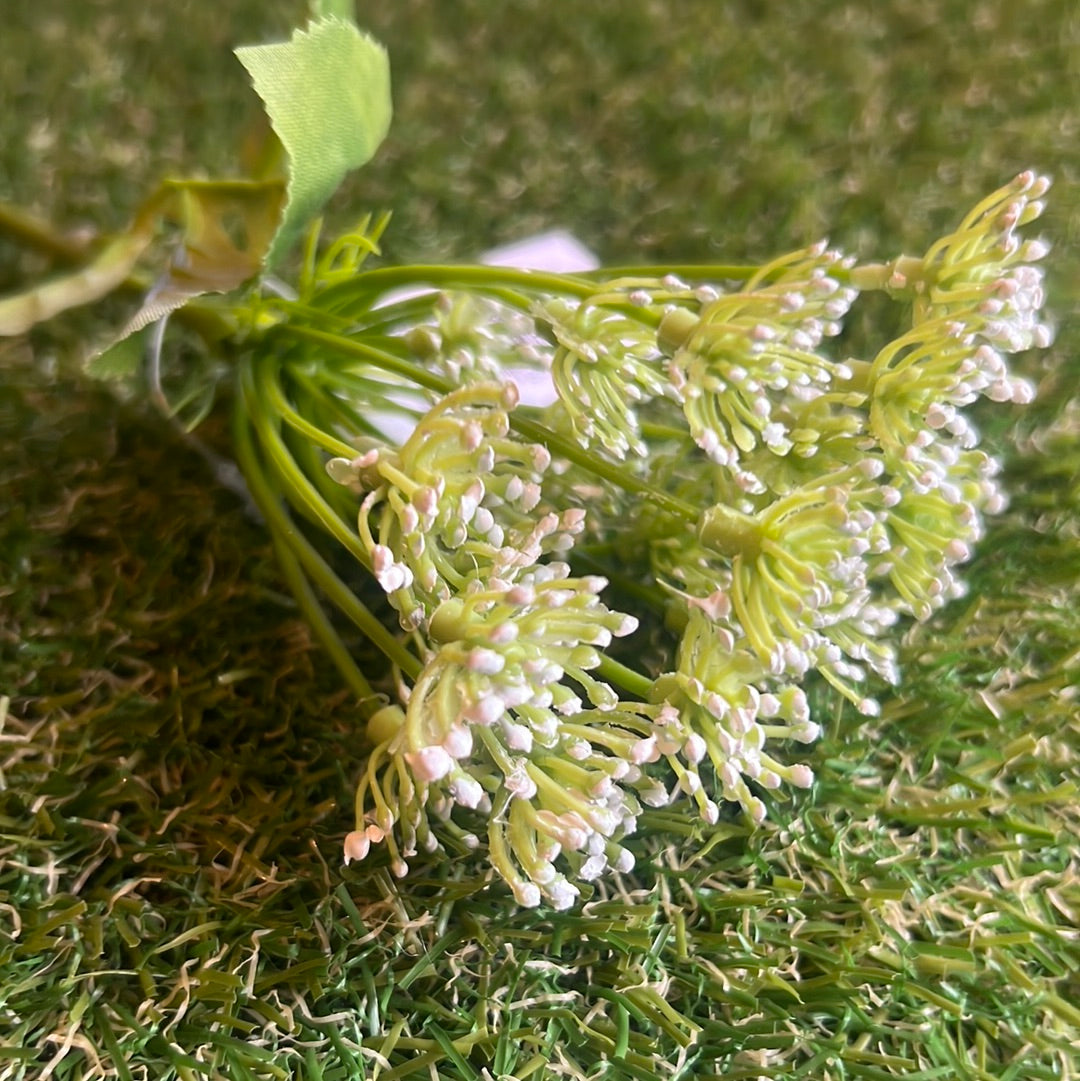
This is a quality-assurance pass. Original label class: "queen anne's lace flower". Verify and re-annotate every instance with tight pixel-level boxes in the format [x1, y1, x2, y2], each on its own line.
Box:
[868, 173, 1050, 466]
[913, 170, 1052, 352]
[648, 612, 819, 825]
[661, 243, 859, 490]
[328, 175, 1053, 908]
[870, 447, 1003, 621]
[327, 383, 569, 629]
[537, 295, 670, 458]
[413, 292, 554, 386]
[694, 467, 899, 705]
[346, 564, 640, 908]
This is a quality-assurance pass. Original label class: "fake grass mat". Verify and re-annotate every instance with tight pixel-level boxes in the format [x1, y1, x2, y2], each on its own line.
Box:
[2, 1, 1078, 1077]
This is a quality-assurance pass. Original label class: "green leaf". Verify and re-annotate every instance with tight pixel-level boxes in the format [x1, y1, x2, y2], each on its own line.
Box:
[235, 18, 391, 270]
[311, 0, 354, 18]
[85, 327, 148, 380]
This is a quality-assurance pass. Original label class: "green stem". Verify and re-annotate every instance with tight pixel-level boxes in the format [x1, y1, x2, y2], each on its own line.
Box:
[314, 263, 599, 311]
[698, 503, 762, 560]
[287, 365, 387, 441]
[236, 356, 422, 680]
[847, 254, 926, 292]
[596, 655, 653, 700]
[241, 353, 374, 567]
[0, 199, 232, 341]
[273, 534, 378, 709]
[0, 200, 92, 263]
[510, 415, 696, 522]
[578, 263, 760, 281]
[276, 323, 450, 394]
[572, 545, 666, 613]
[232, 399, 389, 709]
[261, 367, 361, 459]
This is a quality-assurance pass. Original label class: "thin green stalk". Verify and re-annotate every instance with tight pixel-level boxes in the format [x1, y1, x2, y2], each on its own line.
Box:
[572, 546, 666, 613]
[275, 323, 451, 394]
[579, 263, 760, 282]
[580, 261, 871, 290]
[235, 359, 422, 680]
[0, 199, 232, 340]
[596, 655, 653, 700]
[261, 367, 360, 459]
[0, 199, 93, 263]
[274, 535, 378, 708]
[510, 413, 696, 521]
[284, 418, 359, 526]
[232, 402, 377, 708]
[286, 365, 388, 441]
[240, 353, 374, 567]
[314, 263, 599, 311]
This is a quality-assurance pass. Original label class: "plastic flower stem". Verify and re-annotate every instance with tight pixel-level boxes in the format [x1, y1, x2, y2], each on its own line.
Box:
[595, 655, 653, 700]
[275, 323, 699, 522]
[509, 414, 697, 522]
[270, 299, 361, 333]
[236, 359, 422, 679]
[295, 365, 423, 429]
[296, 215, 322, 299]
[0, 200, 234, 341]
[340, 295, 457, 337]
[260, 367, 361, 458]
[274, 539, 376, 706]
[639, 421, 695, 442]
[285, 366, 390, 440]
[0, 200, 93, 264]
[231, 398, 384, 709]
[241, 354, 374, 568]
[571, 545, 667, 612]
[273, 293, 456, 341]
[275, 323, 450, 392]
[578, 263, 767, 282]
[314, 264, 600, 310]
[284, 420, 360, 527]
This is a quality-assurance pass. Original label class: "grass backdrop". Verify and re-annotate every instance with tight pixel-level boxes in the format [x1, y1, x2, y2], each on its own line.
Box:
[1, 1, 1078, 1078]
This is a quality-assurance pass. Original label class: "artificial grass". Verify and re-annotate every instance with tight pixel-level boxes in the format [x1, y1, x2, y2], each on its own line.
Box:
[2, 0, 1078, 1078]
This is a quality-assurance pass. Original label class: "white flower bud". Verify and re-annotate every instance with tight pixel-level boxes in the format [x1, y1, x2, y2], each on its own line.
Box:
[449, 773, 485, 809]
[343, 830, 370, 864]
[468, 647, 505, 675]
[464, 696, 504, 726]
[513, 881, 542, 908]
[788, 764, 814, 788]
[684, 733, 707, 764]
[405, 746, 453, 782]
[547, 877, 579, 910]
[506, 763, 538, 800]
[442, 723, 473, 759]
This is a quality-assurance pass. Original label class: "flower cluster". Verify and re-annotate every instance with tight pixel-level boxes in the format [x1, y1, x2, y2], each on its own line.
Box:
[649, 611, 819, 825]
[344, 553, 646, 908]
[536, 294, 671, 458]
[912, 169, 1052, 352]
[328, 382, 568, 630]
[696, 469, 899, 698]
[415, 292, 553, 387]
[661, 243, 860, 492]
[862, 172, 1052, 618]
[317, 175, 1053, 907]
